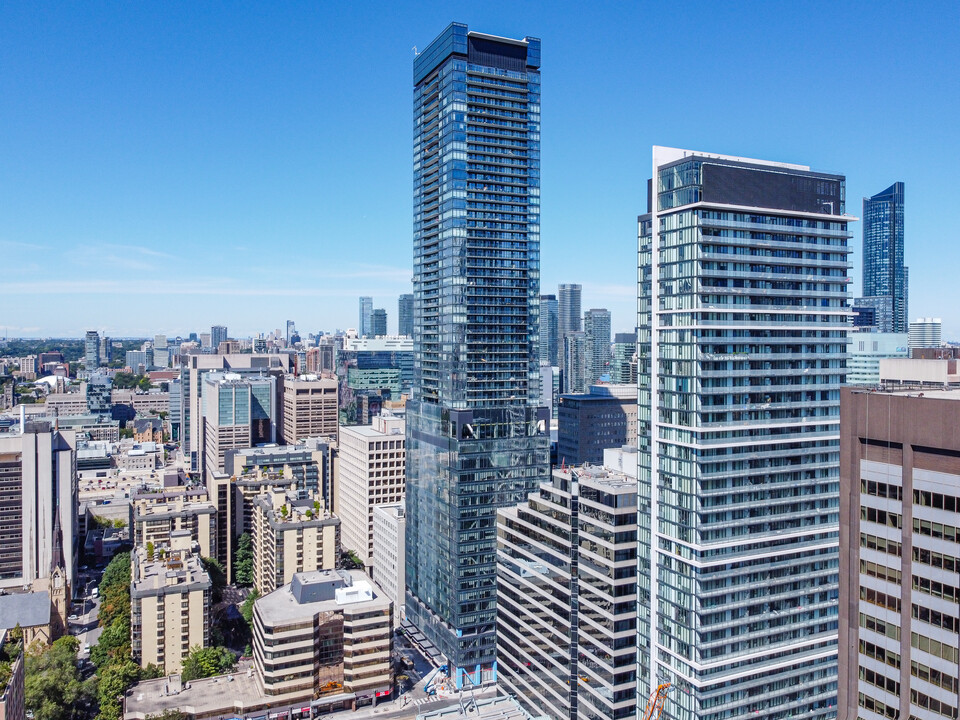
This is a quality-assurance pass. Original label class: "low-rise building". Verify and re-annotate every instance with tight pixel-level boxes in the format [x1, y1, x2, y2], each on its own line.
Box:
[252, 489, 340, 595]
[0, 630, 25, 720]
[847, 332, 909, 385]
[131, 536, 211, 675]
[133, 418, 163, 444]
[253, 569, 392, 706]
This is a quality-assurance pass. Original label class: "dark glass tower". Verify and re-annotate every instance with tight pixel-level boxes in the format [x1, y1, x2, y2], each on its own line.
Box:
[857, 182, 906, 332]
[406, 22, 549, 688]
[398, 293, 414, 337]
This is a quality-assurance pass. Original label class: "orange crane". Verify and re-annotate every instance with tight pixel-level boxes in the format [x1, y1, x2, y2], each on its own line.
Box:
[641, 683, 671, 720]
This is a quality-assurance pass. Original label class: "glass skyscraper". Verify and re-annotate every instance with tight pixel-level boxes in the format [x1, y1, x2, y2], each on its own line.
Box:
[539, 294, 559, 366]
[405, 22, 549, 689]
[638, 147, 851, 720]
[398, 293, 414, 337]
[857, 182, 906, 333]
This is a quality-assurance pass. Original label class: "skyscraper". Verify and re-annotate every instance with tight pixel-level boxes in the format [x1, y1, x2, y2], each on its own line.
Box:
[610, 332, 637, 384]
[557, 283, 581, 339]
[210, 325, 228, 349]
[398, 293, 414, 337]
[638, 147, 852, 720]
[285, 320, 296, 346]
[908, 316, 942, 350]
[538, 294, 558, 366]
[406, 22, 549, 689]
[371, 308, 387, 338]
[359, 296, 373, 337]
[856, 182, 906, 333]
[583, 307, 611, 385]
[84, 330, 100, 369]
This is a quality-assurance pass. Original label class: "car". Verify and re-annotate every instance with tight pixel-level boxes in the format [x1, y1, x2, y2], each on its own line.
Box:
[68, 614, 79, 621]
[83, 643, 91, 653]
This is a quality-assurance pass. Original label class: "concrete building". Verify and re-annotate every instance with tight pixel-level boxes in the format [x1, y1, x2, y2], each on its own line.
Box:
[879, 358, 960, 387]
[838, 387, 960, 720]
[583, 308, 611, 385]
[847, 332, 909, 385]
[908, 318, 942, 351]
[43, 393, 88, 417]
[131, 495, 217, 559]
[201, 372, 277, 478]
[337, 413, 405, 568]
[227, 437, 338, 509]
[557, 384, 637, 466]
[497, 458, 638, 720]
[371, 503, 405, 628]
[251, 488, 340, 595]
[279, 374, 339, 444]
[0, 423, 78, 593]
[253, 569, 392, 707]
[638, 147, 851, 720]
[130, 535, 211, 674]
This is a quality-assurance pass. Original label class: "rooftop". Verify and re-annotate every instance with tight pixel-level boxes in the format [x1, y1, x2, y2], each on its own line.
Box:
[255, 569, 388, 627]
[132, 551, 211, 598]
[0, 591, 51, 630]
[417, 695, 536, 720]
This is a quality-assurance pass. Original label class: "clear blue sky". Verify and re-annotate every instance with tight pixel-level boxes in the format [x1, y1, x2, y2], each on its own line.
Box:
[2, 1, 958, 339]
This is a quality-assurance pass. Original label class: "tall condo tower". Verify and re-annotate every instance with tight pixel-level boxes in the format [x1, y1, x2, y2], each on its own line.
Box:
[583, 307, 611, 385]
[84, 330, 100, 369]
[558, 283, 582, 339]
[359, 297, 374, 338]
[857, 182, 906, 333]
[539, 294, 559, 366]
[398, 293, 414, 337]
[638, 147, 853, 720]
[406, 22, 549, 689]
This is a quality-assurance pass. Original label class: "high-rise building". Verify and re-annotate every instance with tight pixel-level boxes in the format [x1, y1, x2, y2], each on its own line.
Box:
[279, 374, 339, 445]
[398, 294, 414, 337]
[838, 387, 960, 720]
[638, 147, 852, 720]
[84, 330, 100, 370]
[539, 294, 559, 366]
[99, 335, 111, 366]
[371, 308, 387, 338]
[85, 373, 113, 419]
[610, 332, 637, 384]
[908, 317, 942, 350]
[201, 372, 277, 478]
[561, 331, 587, 394]
[856, 182, 907, 333]
[557, 284, 581, 339]
[337, 413, 405, 570]
[210, 325, 228, 349]
[406, 22, 549, 688]
[497, 455, 639, 720]
[359, 297, 373, 338]
[0, 422, 78, 593]
[286, 320, 296, 346]
[583, 308, 611, 385]
[557, 384, 637, 466]
[372, 503, 405, 629]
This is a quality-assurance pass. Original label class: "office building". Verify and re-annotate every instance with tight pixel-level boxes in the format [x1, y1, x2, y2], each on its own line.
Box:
[637, 147, 851, 720]
[407, 22, 549, 688]
[126, 350, 148, 373]
[337, 413, 405, 569]
[337, 337, 413, 424]
[84, 331, 100, 370]
[130, 535, 211, 675]
[398, 293, 414, 337]
[285, 320, 295, 346]
[610, 332, 637, 385]
[497, 457, 638, 720]
[371, 503, 405, 628]
[908, 317, 942, 351]
[210, 325, 228, 349]
[0, 422, 78, 593]
[251, 488, 340, 595]
[562, 331, 587, 394]
[539, 294, 559, 366]
[856, 182, 907, 333]
[370, 309, 387, 338]
[252, 570, 393, 705]
[201, 372, 277, 478]
[279, 374, 338, 444]
[359, 297, 373, 338]
[838, 387, 960, 720]
[199, 332, 211, 349]
[557, 384, 637, 466]
[85, 374, 113, 419]
[583, 308, 611, 385]
[558, 283, 581, 339]
[539, 364, 560, 422]
[847, 332, 909, 385]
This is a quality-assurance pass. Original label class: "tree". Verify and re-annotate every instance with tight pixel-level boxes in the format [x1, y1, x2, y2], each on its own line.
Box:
[146, 711, 185, 720]
[233, 533, 253, 586]
[25, 636, 92, 720]
[201, 557, 226, 604]
[179, 646, 236, 682]
[99, 553, 132, 630]
[96, 658, 141, 720]
[240, 589, 259, 626]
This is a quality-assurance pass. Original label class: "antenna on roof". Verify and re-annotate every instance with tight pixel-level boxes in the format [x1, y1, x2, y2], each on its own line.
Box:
[412, 45, 419, 56]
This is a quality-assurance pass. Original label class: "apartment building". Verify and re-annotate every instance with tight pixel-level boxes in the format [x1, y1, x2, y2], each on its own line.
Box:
[280, 374, 339, 444]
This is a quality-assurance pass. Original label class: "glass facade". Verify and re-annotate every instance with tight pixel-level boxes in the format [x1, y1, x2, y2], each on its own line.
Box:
[638, 148, 851, 720]
[858, 183, 906, 333]
[539, 294, 559, 367]
[406, 22, 549, 688]
[399, 293, 414, 337]
[584, 308, 612, 385]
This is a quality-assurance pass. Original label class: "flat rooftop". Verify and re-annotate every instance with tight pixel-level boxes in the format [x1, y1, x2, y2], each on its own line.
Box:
[853, 387, 960, 401]
[256, 569, 388, 627]
[132, 553, 211, 598]
[417, 695, 534, 720]
[124, 661, 267, 720]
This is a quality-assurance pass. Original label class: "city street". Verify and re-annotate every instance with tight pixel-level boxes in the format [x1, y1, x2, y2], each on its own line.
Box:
[70, 591, 102, 657]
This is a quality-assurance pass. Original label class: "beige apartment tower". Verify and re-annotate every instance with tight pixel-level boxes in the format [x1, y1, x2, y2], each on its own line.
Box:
[280, 374, 339, 444]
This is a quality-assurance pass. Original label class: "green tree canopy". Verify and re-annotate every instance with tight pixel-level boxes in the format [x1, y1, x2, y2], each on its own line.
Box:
[201, 557, 226, 604]
[96, 659, 141, 720]
[179, 646, 236, 682]
[25, 636, 93, 720]
[240, 588, 259, 626]
[234, 532, 253, 587]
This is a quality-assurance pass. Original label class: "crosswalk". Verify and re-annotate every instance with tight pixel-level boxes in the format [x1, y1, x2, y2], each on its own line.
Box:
[411, 697, 441, 707]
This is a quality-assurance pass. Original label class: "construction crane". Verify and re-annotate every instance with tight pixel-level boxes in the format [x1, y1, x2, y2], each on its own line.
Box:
[641, 683, 671, 720]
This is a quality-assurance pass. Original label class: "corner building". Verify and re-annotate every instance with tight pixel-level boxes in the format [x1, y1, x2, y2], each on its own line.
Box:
[638, 147, 852, 720]
[406, 23, 550, 688]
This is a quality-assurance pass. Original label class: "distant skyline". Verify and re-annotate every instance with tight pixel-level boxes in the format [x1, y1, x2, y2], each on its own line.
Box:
[2, 2, 958, 338]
